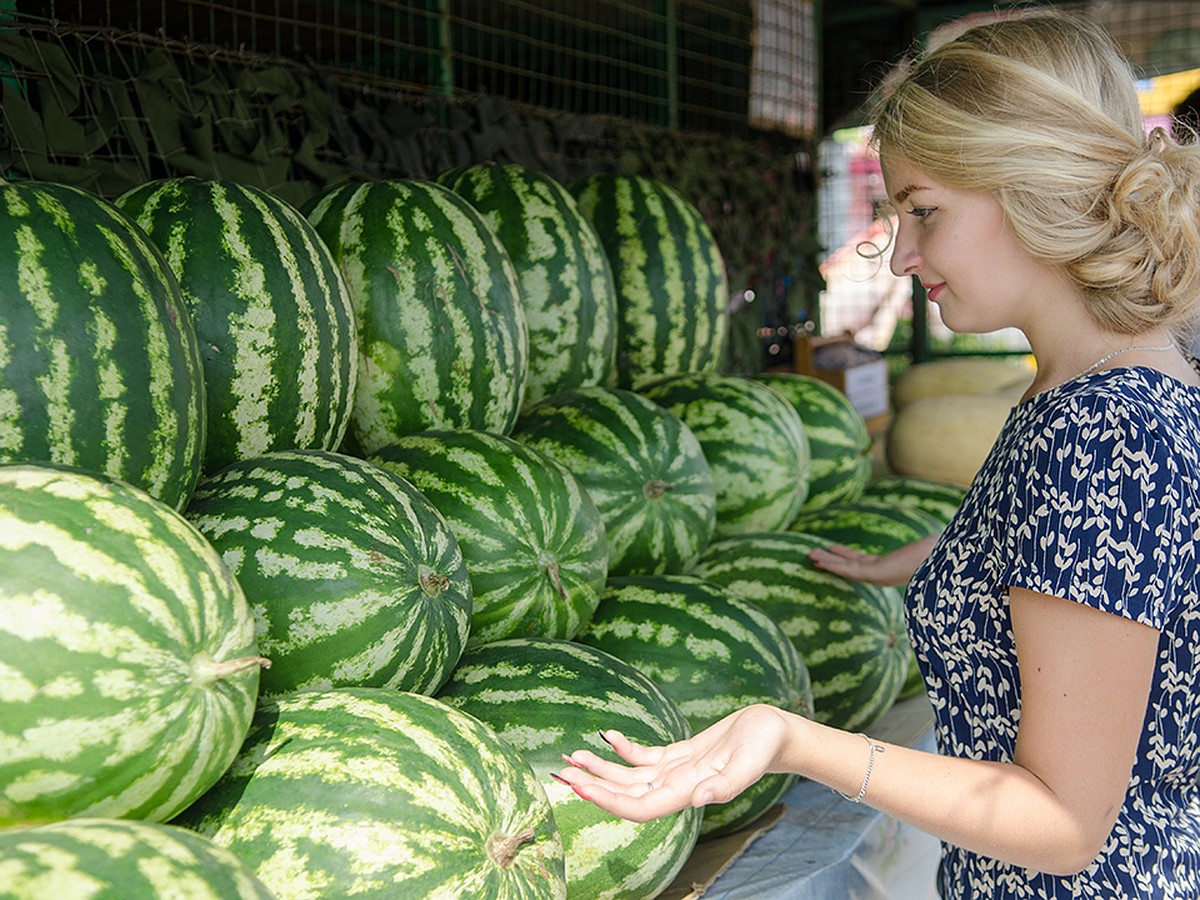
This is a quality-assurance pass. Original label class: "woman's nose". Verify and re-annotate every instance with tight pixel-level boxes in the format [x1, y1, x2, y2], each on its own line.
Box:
[889, 225, 921, 277]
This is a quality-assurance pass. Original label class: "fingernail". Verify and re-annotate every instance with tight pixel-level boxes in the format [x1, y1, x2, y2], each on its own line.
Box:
[571, 785, 591, 801]
[597, 729, 613, 746]
[561, 753, 579, 768]
[698, 791, 714, 806]
[548, 771, 570, 785]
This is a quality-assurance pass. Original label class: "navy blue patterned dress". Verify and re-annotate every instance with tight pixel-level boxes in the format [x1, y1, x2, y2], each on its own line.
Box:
[907, 366, 1200, 898]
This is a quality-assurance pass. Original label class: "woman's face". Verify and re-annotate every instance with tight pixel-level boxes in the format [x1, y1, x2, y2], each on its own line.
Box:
[880, 154, 1056, 336]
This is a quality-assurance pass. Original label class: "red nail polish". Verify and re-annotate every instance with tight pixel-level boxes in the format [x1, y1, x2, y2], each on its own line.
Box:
[549, 771, 570, 785]
[571, 785, 591, 801]
[562, 753, 582, 768]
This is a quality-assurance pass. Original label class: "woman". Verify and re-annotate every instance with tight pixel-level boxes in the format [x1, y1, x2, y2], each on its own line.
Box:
[556, 12, 1200, 898]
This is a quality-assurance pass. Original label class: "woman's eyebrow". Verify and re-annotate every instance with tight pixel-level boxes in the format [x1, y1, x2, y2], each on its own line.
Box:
[892, 184, 929, 203]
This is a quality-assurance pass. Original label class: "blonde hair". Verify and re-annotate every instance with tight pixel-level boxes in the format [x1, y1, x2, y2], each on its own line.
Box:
[869, 11, 1200, 337]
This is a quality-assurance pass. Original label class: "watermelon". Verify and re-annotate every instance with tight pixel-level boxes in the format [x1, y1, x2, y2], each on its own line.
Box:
[372, 430, 607, 646]
[570, 173, 728, 389]
[861, 474, 966, 527]
[576, 574, 812, 837]
[753, 372, 872, 510]
[116, 178, 358, 475]
[0, 464, 264, 827]
[693, 531, 908, 732]
[640, 372, 810, 536]
[0, 818, 275, 899]
[788, 497, 944, 555]
[437, 163, 618, 405]
[185, 449, 473, 701]
[305, 179, 528, 454]
[436, 637, 701, 899]
[0, 180, 205, 510]
[175, 688, 567, 899]
[513, 385, 716, 576]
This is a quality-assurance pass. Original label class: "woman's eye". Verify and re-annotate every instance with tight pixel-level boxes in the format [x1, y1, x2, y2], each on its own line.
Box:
[907, 206, 935, 220]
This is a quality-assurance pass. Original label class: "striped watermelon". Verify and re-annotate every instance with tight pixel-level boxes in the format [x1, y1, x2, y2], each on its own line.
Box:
[437, 163, 618, 405]
[0, 464, 264, 827]
[174, 688, 567, 899]
[512, 386, 716, 576]
[861, 474, 966, 527]
[693, 531, 908, 732]
[788, 497, 944, 555]
[305, 179, 528, 454]
[640, 373, 811, 536]
[0, 818, 274, 899]
[570, 173, 728, 389]
[436, 637, 701, 900]
[372, 430, 607, 646]
[185, 449, 473, 701]
[576, 575, 812, 837]
[116, 178, 358, 475]
[0, 180, 205, 510]
[753, 372, 872, 510]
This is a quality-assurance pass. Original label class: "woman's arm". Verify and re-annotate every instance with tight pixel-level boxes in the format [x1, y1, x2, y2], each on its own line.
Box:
[807, 533, 940, 586]
[558, 588, 1159, 876]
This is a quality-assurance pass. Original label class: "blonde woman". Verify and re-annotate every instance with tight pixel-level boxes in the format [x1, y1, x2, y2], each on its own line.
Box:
[557, 12, 1200, 898]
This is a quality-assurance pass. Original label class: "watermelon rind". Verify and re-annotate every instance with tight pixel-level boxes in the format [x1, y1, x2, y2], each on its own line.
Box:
[0, 463, 263, 828]
[577, 574, 812, 837]
[186, 449, 473, 701]
[693, 531, 909, 732]
[372, 430, 608, 647]
[116, 178, 358, 475]
[0, 180, 206, 510]
[513, 385, 716, 576]
[788, 497, 944, 556]
[437, 636, 702, 900]
[437, 163, 618, 406]
[174, 687, 567, 899]
[861, 474, 966, 528]
[0, 817, 275, 899]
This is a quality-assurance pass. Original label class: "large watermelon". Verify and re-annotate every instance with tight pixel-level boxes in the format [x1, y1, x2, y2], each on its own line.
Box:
[437, 163, 618, 405]
[0, 818, 274, 899]
[175, 688, 567, 899]
[788, 497, 944, 555]
[0, 180, 205, 510]
[513, 385, 716, 576]
[186, 449, 473, 701]
[0, 464, 264, 827]
[861, 474, 966, 527]
[576, 575, 812, 837]
[372, 430, 607, 646]
[116, 178, 358, 475]
[305, 179, 528, 453]
[753, 372, 872, 510]
[570, 173, 728, 389]
[436, 637, 701, 900]
[640, 372, 810, 536]
[693, 531, 908, 732]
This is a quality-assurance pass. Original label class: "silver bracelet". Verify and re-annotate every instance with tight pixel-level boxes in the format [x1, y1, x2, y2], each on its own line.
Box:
[835, 732, 885, 803]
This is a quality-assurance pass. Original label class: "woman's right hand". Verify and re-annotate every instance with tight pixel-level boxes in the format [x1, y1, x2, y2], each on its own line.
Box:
[807, 534, 939, 587]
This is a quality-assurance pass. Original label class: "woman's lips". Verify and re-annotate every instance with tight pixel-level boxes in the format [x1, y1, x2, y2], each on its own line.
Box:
[923, 282, 946, 302]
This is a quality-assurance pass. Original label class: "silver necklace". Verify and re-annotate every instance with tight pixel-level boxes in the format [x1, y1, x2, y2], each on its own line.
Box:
[1077, 343, 1175, 379]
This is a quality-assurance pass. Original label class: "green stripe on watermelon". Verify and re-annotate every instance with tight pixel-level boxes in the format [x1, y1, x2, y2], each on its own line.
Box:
[437, 163, 618, 405]
[116, 178, 358, 475]
[174, 687, 567, 899]
[371, 430, 607, 646]
[436, 636, 701, 900]
[0, 181, 205, 509]
[0, 464, 264, 827]
[186, 449, 473, 701]
[640, 372, 810, 536]
[0, 818, 275, 899]
[787, 498, 944, 555]
[305, 180, 528, 454]
[861, 475, 966, 527]
[753, 372, 871, 510]
[693, 531, 908, 732]
[569, 173, 728, 389]
[577, 574, 811, 837]
[512, 385, 716, 576]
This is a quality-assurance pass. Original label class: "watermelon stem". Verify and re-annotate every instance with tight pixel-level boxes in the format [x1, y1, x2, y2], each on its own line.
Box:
[191, 653, 272, 687]
[487, 827, 536, 869]
[540, 553, 567, 600]
[418, 564, 451, 597]
[644, 479, 674, 500]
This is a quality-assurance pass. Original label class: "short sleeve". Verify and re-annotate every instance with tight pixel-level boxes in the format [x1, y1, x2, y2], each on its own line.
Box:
[997, 393, 1189, 628]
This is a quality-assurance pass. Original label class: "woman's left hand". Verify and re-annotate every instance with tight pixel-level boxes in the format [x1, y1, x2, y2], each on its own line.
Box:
[555, 704, 795, 822]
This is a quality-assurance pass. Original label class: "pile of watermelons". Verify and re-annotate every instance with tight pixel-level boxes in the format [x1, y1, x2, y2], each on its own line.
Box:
[0, 165, 964, 898]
